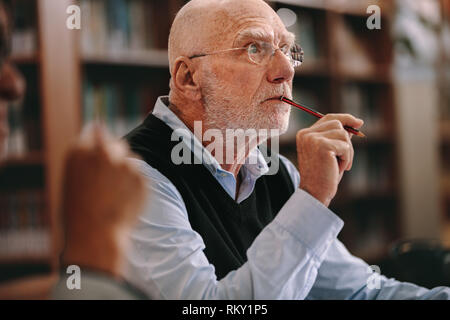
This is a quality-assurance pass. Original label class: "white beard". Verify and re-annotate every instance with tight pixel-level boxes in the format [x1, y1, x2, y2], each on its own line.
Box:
[200, 71, 291, 136]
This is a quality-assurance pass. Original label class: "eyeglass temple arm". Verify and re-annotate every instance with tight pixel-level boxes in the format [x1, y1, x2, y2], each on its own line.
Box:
[189, 53, 208, 59]
[189, 47, 247, 60]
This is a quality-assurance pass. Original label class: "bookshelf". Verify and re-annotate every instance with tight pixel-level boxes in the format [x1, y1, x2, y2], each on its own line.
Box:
[0, 0, 80, 298]
[78, 0, 184, 136]
[0, 0, 186, 298]
[269, 0, 399, 263]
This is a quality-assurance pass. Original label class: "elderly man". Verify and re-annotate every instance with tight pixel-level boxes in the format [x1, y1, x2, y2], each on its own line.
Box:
[124, 0, 450, 299]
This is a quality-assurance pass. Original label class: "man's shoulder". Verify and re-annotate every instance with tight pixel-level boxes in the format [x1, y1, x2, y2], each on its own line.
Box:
[127, 157, 187, 208]
[128, 158, 170, 182]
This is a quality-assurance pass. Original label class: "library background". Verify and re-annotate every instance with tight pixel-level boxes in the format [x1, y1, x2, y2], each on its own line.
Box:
[0, 0, 449, 299]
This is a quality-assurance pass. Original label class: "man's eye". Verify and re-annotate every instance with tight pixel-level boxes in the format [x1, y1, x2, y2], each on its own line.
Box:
[248, 43, 260, 54]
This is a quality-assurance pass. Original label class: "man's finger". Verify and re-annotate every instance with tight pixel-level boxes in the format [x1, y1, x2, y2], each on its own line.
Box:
[105, 140, 131, 164]
[316, 128, 352, 144]
[316, 113, 364, 131]
[322, 138, 353, 174]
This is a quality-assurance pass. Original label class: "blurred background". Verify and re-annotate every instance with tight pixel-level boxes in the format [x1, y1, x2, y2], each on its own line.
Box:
[0, 0, 449, 298]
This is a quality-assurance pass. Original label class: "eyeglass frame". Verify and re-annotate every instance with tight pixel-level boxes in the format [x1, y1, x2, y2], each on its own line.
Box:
[188, 41, 304, 68]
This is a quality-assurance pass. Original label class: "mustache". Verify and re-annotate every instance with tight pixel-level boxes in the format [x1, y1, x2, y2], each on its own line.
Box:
[257, 86, 292, 103]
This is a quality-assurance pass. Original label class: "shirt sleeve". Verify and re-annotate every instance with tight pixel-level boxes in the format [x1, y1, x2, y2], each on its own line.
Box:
[122, 158, 344, 299]
[306, 239, 450, 300]
[279, 155, 450, 300]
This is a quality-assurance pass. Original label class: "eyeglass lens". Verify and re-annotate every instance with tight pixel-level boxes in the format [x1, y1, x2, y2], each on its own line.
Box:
[247, 42, 303, 67]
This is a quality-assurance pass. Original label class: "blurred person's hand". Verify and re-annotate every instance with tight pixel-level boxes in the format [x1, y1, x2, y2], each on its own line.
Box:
[296, 114, 364, 207]
[61, 125, 147, 277]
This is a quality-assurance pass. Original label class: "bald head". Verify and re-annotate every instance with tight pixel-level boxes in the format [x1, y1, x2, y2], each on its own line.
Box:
[168, 0, 289, 73]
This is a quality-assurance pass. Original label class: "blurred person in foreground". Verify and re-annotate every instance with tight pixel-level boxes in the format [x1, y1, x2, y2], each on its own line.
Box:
[0, 0, 147, 299]
[123, 0, 450, 299]
[52, 126, 147, 299]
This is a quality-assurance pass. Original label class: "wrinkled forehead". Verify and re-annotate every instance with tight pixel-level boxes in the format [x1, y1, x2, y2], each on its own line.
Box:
[209, 1, 294, 48]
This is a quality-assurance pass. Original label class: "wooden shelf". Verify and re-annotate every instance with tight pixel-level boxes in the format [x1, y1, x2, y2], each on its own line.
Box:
[337, 64, 393, 83]
[0, 273, 57, 300]
[441, 121, 450, 145]
[269, 0, 327, 11]
[0, 151, 44, 168]
[295, 59, 330, 77]
[0, 255, 51, 265]
[82, 49, 169, 68]
[269, 0, 392, 17]
[10, 54, 39, 65]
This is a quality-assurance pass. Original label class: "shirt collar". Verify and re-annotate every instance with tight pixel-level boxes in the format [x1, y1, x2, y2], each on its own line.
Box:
[151, 96, 269, 178]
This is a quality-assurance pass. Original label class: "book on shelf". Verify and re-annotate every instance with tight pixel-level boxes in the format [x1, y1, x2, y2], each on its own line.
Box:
[0, 190, 49, 260]
[5, 100, 26, 158]
[345, 148, 391, 196]
[3, 86, 42, 160]
[80, 0, 156, 56]
[340, 83, 384, 135]
[287, 8, 320, 62]
[83, 79, 154, 137]
[10, 0, 38, 56]
[3, 63, 41, 160]
[334, 16, 376, 77]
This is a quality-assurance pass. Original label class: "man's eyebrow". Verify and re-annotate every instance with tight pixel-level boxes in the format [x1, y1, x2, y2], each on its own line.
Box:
[234, 28, 272, 44]
[234, 28, 296, 45]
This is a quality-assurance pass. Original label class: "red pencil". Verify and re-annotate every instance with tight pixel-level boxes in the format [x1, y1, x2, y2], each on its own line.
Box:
[280, 96, 366, 138]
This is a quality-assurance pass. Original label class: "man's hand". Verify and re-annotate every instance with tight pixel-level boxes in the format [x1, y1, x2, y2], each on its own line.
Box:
[63, 126, 146, 229]
[0, 105, 8, 159]
[62, 126, 147, 276]
[296, 114, 364, 207]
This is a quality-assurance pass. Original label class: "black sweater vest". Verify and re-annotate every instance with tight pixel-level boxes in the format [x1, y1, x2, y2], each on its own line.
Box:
[125, 114, 295, 279]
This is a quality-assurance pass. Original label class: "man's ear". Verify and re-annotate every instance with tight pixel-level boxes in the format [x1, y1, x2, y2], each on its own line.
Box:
[171, 57, 201, 101]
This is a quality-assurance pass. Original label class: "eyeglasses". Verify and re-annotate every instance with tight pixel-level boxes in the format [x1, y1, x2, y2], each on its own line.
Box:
[189, 41, 304, 68]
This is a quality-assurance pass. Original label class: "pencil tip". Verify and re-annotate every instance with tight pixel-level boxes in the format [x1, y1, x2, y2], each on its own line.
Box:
[357, 131, 366, 138]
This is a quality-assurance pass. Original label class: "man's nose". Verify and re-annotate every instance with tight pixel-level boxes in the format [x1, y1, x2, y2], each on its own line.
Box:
[266, 49, 295, 85]
[0, 63, 26, 102]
